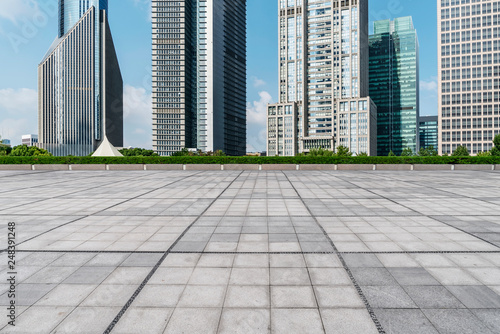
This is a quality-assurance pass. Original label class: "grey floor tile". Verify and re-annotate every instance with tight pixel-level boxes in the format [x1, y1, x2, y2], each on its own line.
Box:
[423, 309, 495, 334]
[224, 285, 270, 308]
[446, 285, 500, 308]
[271, 286, 317, 308]
[0, 306, 72, 333]
[362, 285, 417, 309]
[164, 308, 221, 334]
[177, 285, 226, 308]
[314, 286, 364, 308]
[388, 267, 440, 286]
[374, 309, 439, 334]
[342, 254, 384, 268]
[271, 309, 325, 334]
[404, 285, 465, 309]
[471, 309, 500, 333]
[351, 268, 398, 286]
[63, 266, 115, 284]
[321, 309, 378, 334]
[218, 308, 270, 334]
[113, 307, 173, 334]
[51, 306, 120, 333]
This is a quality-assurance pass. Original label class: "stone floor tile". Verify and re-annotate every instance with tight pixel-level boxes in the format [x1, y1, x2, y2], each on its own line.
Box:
[446, 285, 500, 308]
[177, 285, 226, 308]
[320, 308, 379, 334]
[224, 285, 270, 308]
[218, 308, 270, 334]
[361, 286, 417, 309]
[387, 267, 440, 286]
[51, 306, 120, 333]
[374, 309, 438, 334]
[229, 268, 269, 285]
[133, 285, 185, 307]
[271, 309, 324, 334]
[308, 268, 352, 286]
[271, 286, 317, 308]
[0, 306, 72, 333]
[403, 285, 465, 309]
[164, 308, 221, 334]
[314, 286, 364, 308]
[270, 268, 311, 286]
[423, 309, 495, 334]
[112, 307, 173, 334]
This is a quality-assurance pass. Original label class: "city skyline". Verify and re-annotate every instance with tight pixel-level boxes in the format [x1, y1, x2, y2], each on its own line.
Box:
[0, 0, 438, 152]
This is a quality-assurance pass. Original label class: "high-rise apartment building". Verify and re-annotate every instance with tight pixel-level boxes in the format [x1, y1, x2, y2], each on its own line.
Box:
[438, 0, 500, 155]
[152, 0, 247, 156]
[267, 0, 377, 157]
[419, 116, 439, 150]
[38, 0, 123, 156]
[369, 17, 420, 156]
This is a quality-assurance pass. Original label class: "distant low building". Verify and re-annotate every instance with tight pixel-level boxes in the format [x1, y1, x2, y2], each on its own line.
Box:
[1, 139, 11, 147]
[22, 134, 38, 147]
[419, 116, 438, 150]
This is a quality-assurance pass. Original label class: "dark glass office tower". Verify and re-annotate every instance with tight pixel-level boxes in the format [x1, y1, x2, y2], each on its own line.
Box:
[369, 17, 420, 156]
[152, 0, 247, 156]
[419, 116, 438, 150]
[39, 0, 122, 156]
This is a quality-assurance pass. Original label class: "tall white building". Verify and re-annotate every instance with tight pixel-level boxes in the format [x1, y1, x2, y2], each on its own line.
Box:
[152, 0, 247, 156]
[267, 0, 377, 156]
[438, 0, 500, 155]
[22, 135, 38, 147]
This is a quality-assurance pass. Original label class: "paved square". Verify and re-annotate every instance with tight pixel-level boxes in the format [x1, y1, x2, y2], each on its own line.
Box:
[0, 170, 500, 333]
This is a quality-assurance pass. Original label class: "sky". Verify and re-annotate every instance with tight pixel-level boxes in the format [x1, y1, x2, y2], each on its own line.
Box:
[0, 0, 438, 151]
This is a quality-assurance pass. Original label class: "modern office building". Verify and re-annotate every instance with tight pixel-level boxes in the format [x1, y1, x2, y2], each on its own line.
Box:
[1, 139, 11, 147]
[438, 0, 500, 155]
[419, 116, 439, 150]
[38, 0, 123, 156]
[267, 0, 377, 157]
[152, 0, 247, 156]
[22, 134, 39, 147]
[369, 17, 420, 156]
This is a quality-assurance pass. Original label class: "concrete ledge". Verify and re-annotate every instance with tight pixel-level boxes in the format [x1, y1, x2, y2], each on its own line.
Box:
[454, 164, 494, 171]
[0, 164, 32, 170]
[107, 164, 145, 171]
[299, 164, 337, 171]
[376, 164, 412, 171]
[495, 165, 500, 171]
[261, 164, 297, 170]
[223, 164, 260, 170]
[70, 164, 106, 171]
[33, 164, 69, 171]
[412, 164, 452, 171]
[184, 164, 222, 171]
[337, 164, 374, 171]
[145, 164, 183, 170]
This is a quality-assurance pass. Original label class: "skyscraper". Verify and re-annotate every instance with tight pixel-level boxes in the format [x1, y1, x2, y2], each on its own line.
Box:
[267, 0, 377, 157]
[369, 17, 420, 156]
[152, 0, 247, 156]
[419, 116, 439, 150]
[438, 0, 500, 155]
[38, 0, 123, 157]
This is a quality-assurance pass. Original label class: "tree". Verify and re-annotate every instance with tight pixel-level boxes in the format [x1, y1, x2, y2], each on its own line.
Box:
[492, 134, 500, 156]
[451, 145, 470, 156]
[418, 146, 438, 157]
[309, 148, 335, 157]
[401, 147, 414, 156]
[476, 151, 492, 157]
[388, 150, 396, 157]
[119, 148, 158, 157]
[336, 146, 352, 157]
[357, 152, 368, 157]
[9, 145, 52, 157]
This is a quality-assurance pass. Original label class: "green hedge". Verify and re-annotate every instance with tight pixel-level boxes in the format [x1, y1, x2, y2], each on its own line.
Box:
[1, 156, 500, 165]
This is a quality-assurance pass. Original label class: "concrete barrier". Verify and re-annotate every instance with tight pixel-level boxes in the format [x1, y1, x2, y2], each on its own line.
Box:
[337, 164, 374, 171]
[454, 164, 494, 171]
[70, 164, 106, 171]
[107, 164, 145, 171]
[184, 164, 222, 171]
[376, 164, 412, 171]
[261, 164, 297, 170]
[0, 165, 32, 170]
[299, 164, 337, 171]
[145, 164, 183, 170]
[495, 165, 500, 171]
[413, 164, 453, 171]
[33, 164, 70, 171]
[223, 164, 260, 170]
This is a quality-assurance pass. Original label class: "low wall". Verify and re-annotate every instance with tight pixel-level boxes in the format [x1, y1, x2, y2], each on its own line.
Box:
[0, 164, 499, 171]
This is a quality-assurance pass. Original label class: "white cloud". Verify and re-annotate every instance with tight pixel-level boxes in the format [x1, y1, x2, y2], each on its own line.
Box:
[251, 76, 266, 88]
[246, 91, 273, 152]
[0, 88, 38, 145]
[247, 91, 272, 126]
[123, 84, 153, 149]
[420, 77, 438, 92]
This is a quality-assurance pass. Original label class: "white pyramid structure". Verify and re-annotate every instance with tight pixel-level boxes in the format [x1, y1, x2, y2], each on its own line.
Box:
[92, 136, 123, 157]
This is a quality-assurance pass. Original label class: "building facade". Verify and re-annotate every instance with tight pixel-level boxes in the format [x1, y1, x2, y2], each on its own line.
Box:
[419, 116, 439, 150]
[38, 0, 123, 157]
[267, 0, 377, 157]
[152, 0, 247, 156]
[22, 135, 39, 147]
[438, 0, 500, 155]
[369, 17, 420, 156]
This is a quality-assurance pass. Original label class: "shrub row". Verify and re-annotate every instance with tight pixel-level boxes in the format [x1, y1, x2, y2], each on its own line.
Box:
[1, 156, 500, 165]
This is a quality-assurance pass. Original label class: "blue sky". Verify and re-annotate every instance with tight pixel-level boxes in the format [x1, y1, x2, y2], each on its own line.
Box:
[0, 0, 438, 151]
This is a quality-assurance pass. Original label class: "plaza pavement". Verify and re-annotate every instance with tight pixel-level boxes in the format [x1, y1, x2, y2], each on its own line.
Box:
[0, 169, 499, 333]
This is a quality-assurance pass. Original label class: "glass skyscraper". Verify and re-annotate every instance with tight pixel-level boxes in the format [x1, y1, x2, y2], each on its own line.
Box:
[419, 116, 439, 150]
[152, 0, 247, 156]
[38, 0, 122, 156]
[267, 0, 377, 157]
[369, 17, 420, 156]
